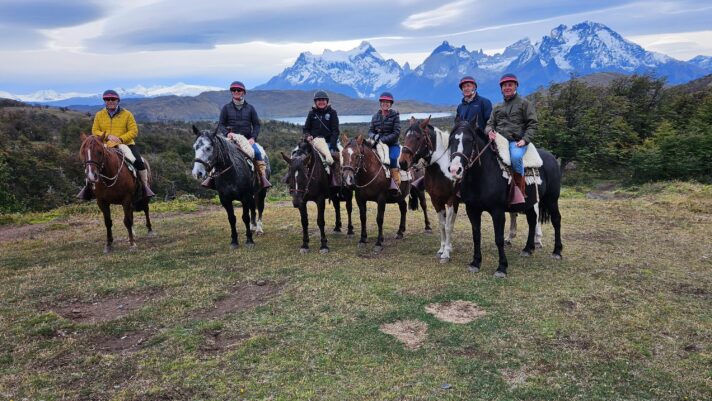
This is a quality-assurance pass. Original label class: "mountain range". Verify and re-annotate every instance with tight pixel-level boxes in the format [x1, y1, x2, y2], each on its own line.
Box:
[258, 21, 712, 104]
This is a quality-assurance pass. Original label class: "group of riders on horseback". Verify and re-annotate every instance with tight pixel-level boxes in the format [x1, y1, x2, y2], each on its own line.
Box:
[79, 71, 560, 274]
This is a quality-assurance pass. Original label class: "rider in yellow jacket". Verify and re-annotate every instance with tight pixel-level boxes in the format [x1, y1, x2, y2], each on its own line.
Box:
[78, 89, 154, 200]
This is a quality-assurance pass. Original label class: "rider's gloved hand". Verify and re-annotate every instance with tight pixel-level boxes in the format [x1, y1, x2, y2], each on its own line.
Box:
[227, 132, 238, 141]
[488, 131, 497, 141]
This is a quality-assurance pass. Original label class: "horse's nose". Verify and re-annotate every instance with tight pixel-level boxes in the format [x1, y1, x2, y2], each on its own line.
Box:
[450, 165, 462, 179]
[399, 160, 409, 170]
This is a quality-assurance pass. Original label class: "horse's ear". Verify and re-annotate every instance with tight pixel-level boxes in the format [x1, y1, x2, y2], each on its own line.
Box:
[280, 151, 291, 164]
[192, 125, 201, 136]
[356, 134, 364, 145]
[340, 133, 349, 146]
[80, 132, 88, 142]
[420, 115, 431, 129]
[410, 116, 417, 126]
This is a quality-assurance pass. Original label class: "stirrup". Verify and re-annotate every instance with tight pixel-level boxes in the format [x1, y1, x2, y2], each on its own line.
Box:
[201, 177, 215, 189]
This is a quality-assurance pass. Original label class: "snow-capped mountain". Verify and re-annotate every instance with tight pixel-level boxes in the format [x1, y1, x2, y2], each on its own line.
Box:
[260, 21, 712, 104]
[0, 82, 222, 106]
[255, 41, 403, 99]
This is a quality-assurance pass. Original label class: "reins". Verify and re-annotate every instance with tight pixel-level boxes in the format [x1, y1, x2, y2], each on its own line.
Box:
[342, 142, 386, 189]
[83, 139, 127, 188]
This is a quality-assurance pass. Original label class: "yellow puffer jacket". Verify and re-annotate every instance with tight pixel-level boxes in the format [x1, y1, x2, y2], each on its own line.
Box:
[91, 107, 138, 147]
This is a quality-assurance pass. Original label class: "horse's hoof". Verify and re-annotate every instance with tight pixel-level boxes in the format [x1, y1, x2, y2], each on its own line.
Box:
[255, 230, 264, 236]
[520, 250, 532, 257]
[467, 265, 480, 273]
[439, 257, 450, 264]
[347, 231, 354, 238]
[535, 243, 543, 249]
[551, 253, 562, 260]
[147, 230, 156, 238]
[494, 271, 507, 278]
[299, 247, 309, 254]
[128, 244, 138, 252]
[504, 240, 513, 247]
[424, 228, 433, 234]
[319, 247, 329, 254]
[230, 243, 239, 250]
[103, 245, 112, 254]
[395, 233, 404, 239]
[333, 227, 342, 233]
[373, 245, 383, 253]
[245, 242, 255, 249]
[357, 241, 366, 248]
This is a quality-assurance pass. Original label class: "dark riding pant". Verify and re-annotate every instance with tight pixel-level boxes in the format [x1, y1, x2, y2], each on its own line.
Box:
[128, 144, 146, 170]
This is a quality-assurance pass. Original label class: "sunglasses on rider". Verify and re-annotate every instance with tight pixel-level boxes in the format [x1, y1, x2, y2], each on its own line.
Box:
[230, 88, 244, 93]
[103, 97, 119, 101]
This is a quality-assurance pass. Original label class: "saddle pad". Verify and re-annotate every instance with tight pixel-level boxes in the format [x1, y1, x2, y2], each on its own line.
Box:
[229, 134, 255, 159]
[493, 133, 543, 168]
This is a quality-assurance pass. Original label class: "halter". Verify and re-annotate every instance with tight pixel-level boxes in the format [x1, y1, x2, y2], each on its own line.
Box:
[288, 149, 317, 195]
[83, 137, 126, 188]
[341, 140, 385, 189]
[449, 124, 494, 172]
[194, 133, 241, 180]
[401, 125, 433, 162]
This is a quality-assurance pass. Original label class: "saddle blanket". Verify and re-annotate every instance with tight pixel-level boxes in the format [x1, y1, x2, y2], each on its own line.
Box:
[375, 142, 410, 181]
[493, 133, 542, 185]
[228, 133, 257, 172]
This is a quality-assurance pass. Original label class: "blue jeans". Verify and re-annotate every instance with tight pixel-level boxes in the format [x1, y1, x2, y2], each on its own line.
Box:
[389, 145, 400, 168]
[252, 143, 263, 161]
[509, 141, 525, 175]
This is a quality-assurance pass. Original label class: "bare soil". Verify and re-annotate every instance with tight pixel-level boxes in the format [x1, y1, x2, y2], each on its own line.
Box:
[194, 280, 282, 320]
[425, 300, 486, 324]
[379, 319, 428, 350]
[54, 293, 156, 324]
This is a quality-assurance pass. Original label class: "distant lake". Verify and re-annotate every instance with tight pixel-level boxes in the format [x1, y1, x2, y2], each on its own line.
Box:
[268, 112, 452, 125]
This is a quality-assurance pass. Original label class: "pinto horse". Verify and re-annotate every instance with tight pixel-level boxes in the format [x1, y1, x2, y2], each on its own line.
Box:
[340, 133, 409, 252]
[281, 141, 335, 253]
[398, 117, 459, 263]
[448, 120, 562, 277]
[191, 126, 268, 249]
[79, 133, 152, 253]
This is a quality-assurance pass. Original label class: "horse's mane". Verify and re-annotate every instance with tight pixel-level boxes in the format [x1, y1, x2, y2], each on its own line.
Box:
[212, 133, 249, 171]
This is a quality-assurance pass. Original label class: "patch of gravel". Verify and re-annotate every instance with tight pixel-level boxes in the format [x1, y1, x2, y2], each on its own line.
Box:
[425, 300, 486, 324]
[379, 319, 428, 350]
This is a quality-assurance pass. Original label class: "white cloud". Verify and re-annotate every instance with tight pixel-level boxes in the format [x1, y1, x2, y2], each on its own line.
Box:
[628, 30, 712, 60]
[402, 0, 475, 30]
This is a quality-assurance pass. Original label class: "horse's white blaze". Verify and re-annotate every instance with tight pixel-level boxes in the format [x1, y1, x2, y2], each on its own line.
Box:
[450, 132, 464, 178]
[192, 137, 211, 178]
[294, 170, 299, 192]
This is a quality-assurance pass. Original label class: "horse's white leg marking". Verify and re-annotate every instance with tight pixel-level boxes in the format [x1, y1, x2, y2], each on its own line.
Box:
[507, 212, 518, 242]
[442, 205, 455, 260]
[534, 203, 543, 247]
[294, 170, 299, 192]
[437, 210, 446, 256]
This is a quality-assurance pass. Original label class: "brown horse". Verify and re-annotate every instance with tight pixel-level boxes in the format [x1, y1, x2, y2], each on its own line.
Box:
[399, 117, 459, 263]
[79, 133, 152, 253]
[340, 133, 409, 252]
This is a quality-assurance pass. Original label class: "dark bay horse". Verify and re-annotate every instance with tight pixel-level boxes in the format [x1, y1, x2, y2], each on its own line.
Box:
[340, 133, 409, 252]
[448, 120, 562, 277]
[407, 167, 433, 233]
[192, 126, 268, 249]
[398, 117, 459, 263]
[281, 141, 336, 253]
[79, 133, 152, 253]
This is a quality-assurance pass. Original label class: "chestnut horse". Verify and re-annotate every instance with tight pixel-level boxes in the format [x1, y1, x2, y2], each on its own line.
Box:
[340, 133, 409, 252]
[398, 117, 459, 263]
[79, 133, 152, 253]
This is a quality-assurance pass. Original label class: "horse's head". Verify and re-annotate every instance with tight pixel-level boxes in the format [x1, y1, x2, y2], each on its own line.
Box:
[448, 119, 481, 180]
[79, 133, 107, 183]
[399, 116, 433, 170]
[340, 133, 365, 189]
[191, 125, 217, 180]
[281, 141, 313, 208]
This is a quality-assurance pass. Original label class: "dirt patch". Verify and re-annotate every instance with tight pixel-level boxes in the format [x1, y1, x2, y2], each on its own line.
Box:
[671, 283, 709, 300]
[500, 367, 529, 387]
[195, 280, 282, 320]
[89, 329, 156, 354]
[199, 329, 251, 353]
[54, 293, 156, 324]
[425, 300, 486, 324]
[379, 319, 428, 350]
[557, 299, 578, 311]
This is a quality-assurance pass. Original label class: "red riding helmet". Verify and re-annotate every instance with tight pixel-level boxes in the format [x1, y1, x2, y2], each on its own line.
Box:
[459, 76, 477, 89]
[499, 73, 519, 86]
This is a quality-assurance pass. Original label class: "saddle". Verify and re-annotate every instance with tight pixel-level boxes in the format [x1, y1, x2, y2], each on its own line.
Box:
[492, 133, 543, 186]
[228, 134, 256, 172]
[373, 142, 410, 181]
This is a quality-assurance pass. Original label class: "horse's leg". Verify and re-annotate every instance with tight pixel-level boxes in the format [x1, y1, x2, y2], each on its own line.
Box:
[374, 201, 386, 251]
[221, 198, 239, 249]
[143, 201, 154, 236]
[357, 197, 368, 247]
[299, 202, 309, 253]
[249, 195, 258, 234]
[255, 190, 265, 235]
[549, 201, 563, 259]
[436, 208, 446, 257]
[243, 198, 255, 248]
[492, 209, 508, 278]
[395, 198, 407, 239]
[122, 200, 136, 250]
[332, 197, 342, 233]
[99, 200, 113, 254]
[466, 204, 482, 273]
[441, 204, 456, 263]
[506, 212, 517, 246]
[534, 203, 543, 248]
[317, 197, 329, 253]
[420, 190, 432, 233]
[521, 207, 538, 256]
[346, 192, 354, 236]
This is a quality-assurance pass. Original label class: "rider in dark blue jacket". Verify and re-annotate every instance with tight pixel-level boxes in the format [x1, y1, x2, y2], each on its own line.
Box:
[455, 75, 492, 136]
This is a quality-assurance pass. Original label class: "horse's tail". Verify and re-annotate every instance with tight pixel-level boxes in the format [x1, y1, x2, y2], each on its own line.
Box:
[539, 203, 551, 224]
[409, 187, 420, 211]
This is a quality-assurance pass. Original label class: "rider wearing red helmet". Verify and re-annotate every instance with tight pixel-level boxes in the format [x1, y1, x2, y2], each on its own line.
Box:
[368, 91, 402, 195]
[455, 75, 492, 134]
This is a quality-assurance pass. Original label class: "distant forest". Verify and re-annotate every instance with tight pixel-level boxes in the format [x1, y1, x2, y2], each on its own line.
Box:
[1, 74, 711, 213]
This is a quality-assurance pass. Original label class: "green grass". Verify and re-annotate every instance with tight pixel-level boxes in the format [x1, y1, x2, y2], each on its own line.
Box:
[0, 182, 710, 400]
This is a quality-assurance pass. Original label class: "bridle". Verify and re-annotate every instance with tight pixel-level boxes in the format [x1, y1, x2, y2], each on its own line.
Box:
[401, 124, 434, 165]
[341, 140, 384, 189]
[288, 150, 317, 195]
[82, 137, 126, 188]
[449, 123, 494, 172]
[194, 133, 234, 180]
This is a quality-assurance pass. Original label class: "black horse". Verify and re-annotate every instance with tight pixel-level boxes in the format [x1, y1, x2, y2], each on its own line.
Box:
[191, 125, 269, 249]
[448, 120, 562, 277]
[281, 141, 348, 253]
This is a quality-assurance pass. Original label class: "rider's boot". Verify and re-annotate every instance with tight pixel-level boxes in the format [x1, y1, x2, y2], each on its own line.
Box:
[77, 183, 93, 201]
[256, 160, 272, 189]
[389, 168, 401, 196]
[201, 176, 215, 189]
[139, 170, 155, 198]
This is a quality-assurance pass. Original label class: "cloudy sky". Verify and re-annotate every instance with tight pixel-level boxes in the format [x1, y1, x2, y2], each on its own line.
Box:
[1, 0, 711, 93]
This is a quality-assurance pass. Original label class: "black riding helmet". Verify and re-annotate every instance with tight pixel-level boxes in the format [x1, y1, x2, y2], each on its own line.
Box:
[313, 90, 329, 102]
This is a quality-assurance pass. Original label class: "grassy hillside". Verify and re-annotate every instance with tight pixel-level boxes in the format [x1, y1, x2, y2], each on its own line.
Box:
[1, 182, 709, 400]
